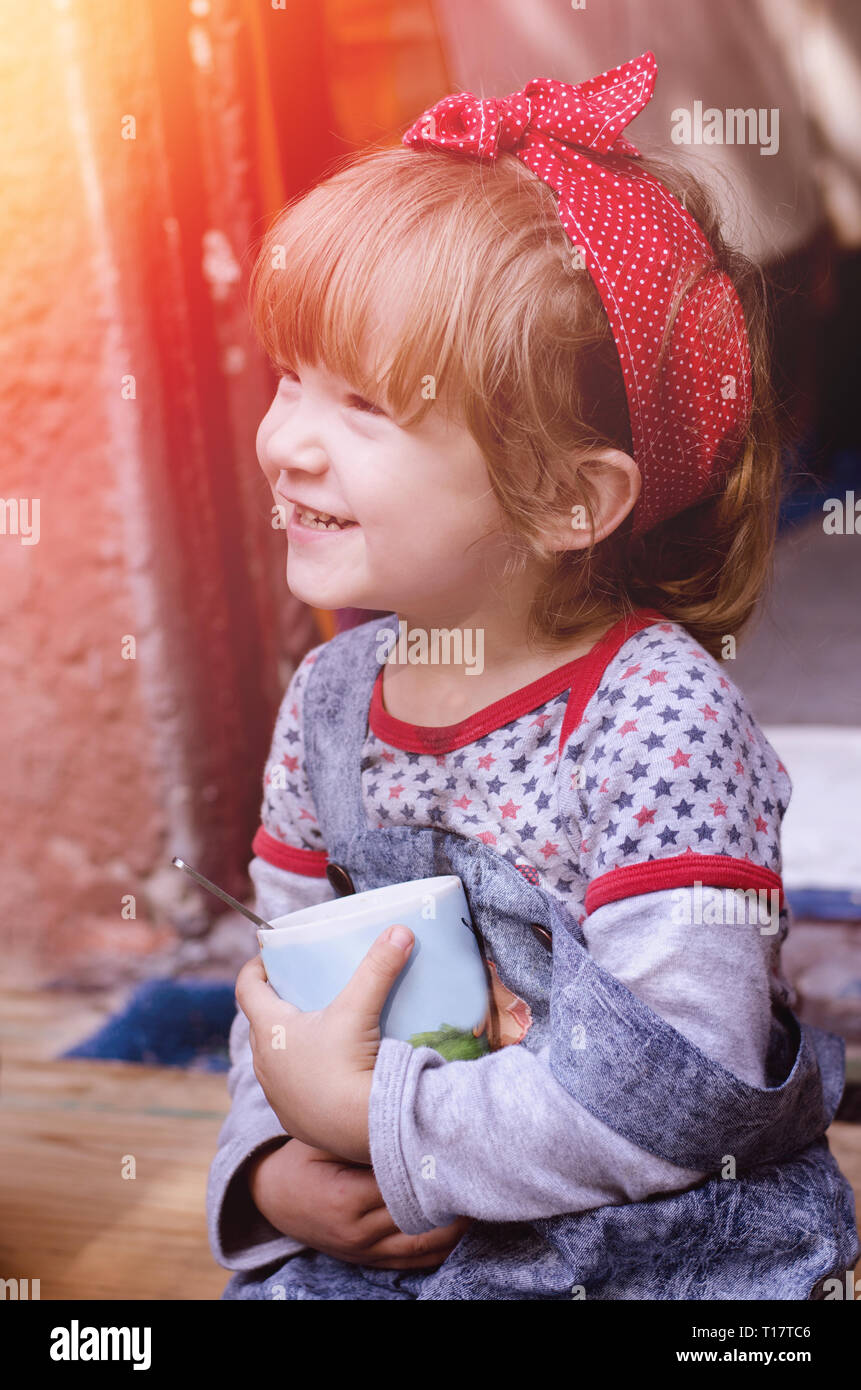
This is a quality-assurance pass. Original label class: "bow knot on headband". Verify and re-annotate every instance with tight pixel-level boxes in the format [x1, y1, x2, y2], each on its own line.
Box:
[403, 51, 753, 538]
[411, 70, 647, 160]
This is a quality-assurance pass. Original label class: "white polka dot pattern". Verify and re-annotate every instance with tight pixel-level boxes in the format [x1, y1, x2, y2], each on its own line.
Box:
[402, 51, 753, 537]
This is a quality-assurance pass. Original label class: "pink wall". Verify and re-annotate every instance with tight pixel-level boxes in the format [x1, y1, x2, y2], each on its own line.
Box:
[0, 1, 328, 984]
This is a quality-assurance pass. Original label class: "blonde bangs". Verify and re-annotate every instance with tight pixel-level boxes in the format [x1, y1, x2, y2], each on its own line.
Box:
[251, 147, 477, 424]
[248, 144, 579, 429]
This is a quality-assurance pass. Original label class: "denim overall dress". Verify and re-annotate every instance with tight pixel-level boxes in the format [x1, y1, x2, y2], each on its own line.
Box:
[230, 616, 859, 1301]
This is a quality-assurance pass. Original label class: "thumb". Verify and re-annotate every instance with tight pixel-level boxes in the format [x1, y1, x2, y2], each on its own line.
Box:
[332, 924, 414, 1024]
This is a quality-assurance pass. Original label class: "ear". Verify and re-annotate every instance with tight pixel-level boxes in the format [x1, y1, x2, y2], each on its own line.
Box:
[540, 450, 641, 552]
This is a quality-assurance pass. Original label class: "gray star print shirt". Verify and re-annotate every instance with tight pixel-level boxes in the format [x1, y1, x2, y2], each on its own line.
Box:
[208, 617, 798, 1264]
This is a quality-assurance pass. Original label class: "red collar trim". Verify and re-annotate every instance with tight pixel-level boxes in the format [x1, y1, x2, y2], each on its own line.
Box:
[368, 608, 666, 754]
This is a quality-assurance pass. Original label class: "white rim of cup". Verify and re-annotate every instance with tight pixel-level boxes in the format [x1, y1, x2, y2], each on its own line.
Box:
[260, 873, 464, 941]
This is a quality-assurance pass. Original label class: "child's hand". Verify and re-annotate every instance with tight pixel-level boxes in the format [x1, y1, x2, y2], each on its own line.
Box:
[236, 924, 415, 1164]
[249, 1139, 473, 1270]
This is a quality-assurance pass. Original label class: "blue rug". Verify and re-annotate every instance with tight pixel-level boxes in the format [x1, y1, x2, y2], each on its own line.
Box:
[777, 445, 860, 534]
[62, 979, 236, 1072]
[63, 974, 861, 1120]
[786, 889, 861, 921]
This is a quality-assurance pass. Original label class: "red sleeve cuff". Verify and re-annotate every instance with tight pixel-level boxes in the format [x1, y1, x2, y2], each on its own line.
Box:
[251, 826, 329, 878]
[585, 852, 785, 915]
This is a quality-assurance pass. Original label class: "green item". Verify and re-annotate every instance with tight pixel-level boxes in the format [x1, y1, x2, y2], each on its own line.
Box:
[407, 1023, 490, 1061]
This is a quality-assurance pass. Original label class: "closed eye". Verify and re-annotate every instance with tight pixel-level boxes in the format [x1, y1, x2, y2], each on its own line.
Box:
[346, 392, 387, 418]
[272, 364, 387, 418]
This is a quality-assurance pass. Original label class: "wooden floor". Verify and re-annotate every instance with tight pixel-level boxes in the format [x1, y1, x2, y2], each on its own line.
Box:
[0, 986, 230, 1300]
[2, 984, 860, 1301]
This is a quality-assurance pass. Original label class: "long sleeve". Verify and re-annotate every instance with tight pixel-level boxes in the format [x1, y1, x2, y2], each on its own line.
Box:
[368, 883, 774, 1232]
[207, 643, 338, 1272]
[207, 858, 336, 1269]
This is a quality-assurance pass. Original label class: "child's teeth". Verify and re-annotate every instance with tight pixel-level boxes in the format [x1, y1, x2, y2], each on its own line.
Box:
[299, 508, 352, 530]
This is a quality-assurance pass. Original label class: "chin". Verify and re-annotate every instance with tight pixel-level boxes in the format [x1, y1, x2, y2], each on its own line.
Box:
[287, 561, 381, 611]
[287, 582, 349, 609]
[284, 573, 356, 612]
[284, 562, 393, 616]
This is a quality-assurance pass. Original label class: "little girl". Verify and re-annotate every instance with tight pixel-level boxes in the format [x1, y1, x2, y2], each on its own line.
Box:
[207, 52, 859, 1300]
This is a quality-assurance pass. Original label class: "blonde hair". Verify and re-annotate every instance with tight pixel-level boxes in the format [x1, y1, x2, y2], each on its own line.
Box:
[249, 142, 783, 659]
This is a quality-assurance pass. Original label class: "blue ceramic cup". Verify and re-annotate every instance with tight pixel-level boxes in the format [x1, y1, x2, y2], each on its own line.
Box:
[258, 875, 489, 1052]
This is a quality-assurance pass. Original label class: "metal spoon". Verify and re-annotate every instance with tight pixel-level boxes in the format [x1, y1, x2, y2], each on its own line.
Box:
[171, 857, 273, 930]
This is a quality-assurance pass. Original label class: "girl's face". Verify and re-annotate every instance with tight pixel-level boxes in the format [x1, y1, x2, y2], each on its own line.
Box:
[256, 358, 517, 624]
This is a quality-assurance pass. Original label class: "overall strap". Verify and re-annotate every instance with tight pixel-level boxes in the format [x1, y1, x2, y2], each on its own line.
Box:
[547, 895, 845, 1171]
[302, 615, 391, 852]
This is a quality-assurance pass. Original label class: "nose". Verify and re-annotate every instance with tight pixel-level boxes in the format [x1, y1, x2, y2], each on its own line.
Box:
[259, 385, 331, 482]
[263, 420, 329, 478]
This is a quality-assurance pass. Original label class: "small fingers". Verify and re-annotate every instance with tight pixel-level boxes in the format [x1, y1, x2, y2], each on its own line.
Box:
[326, 1165, 396, 1220]
[356, 1216, 470, 1263]
[234, 954, 266, 1008]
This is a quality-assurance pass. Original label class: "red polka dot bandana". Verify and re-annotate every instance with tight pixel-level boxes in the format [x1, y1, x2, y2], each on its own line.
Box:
[402, 51, 753, 537]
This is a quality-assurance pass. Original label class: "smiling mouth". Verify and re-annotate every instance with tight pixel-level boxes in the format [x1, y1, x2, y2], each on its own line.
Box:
[294, 506, 358, 532]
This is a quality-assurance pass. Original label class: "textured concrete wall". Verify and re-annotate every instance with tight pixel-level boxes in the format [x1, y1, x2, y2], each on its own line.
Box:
[0, 1, 298, 984]
[0, 2, 177, 981]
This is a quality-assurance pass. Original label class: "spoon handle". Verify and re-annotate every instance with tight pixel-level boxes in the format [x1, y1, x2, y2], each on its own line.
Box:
[171, 857, 272, 931]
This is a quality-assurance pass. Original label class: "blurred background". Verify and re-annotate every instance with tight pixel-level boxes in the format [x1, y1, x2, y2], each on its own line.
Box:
[1, 0, 859, 1299]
